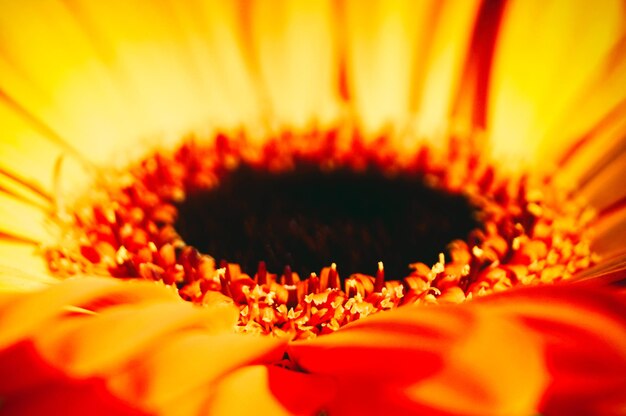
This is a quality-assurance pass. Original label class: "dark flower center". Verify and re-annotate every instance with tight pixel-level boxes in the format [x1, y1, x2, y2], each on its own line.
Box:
[176, 163, 480, 279]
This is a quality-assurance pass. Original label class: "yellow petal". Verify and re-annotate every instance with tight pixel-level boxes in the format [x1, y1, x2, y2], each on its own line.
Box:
[0, 240, 58, 293]
[412, 0, 482, 140]
[0, 191, 52, 245]
[0, 0, 139, 165]
[551, 108, 626, 193]
[1, 0, 267, 167]
[248, 0, 341, 129]
[342, 0, 437, 134]
[487, 0, 624, 168]
[0, 97, 92, 204]
[579, 151, 626, 215]
[541, 38, 626, 171]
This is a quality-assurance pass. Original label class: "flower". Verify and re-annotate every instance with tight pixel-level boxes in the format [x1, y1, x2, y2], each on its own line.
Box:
[1, 0, 626, 415]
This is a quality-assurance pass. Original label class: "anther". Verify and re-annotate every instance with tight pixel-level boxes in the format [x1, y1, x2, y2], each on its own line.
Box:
[308, 273, 320, 294]
[374, 261, 385, 292]
[328, 263, 340, 289]
[217, 268, 232, 297]
[283, 265, 294, 286]
[219, 259, 231, 282]
[285, 284, 298, 309]
[256, 261, 267, 285]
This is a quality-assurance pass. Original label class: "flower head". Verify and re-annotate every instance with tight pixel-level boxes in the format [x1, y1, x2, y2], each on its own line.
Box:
[1, 0, 626, 414]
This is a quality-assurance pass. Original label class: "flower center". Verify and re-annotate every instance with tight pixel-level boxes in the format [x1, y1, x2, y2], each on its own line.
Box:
[175, 163, 480, 280]
[45, 129, 597, 339]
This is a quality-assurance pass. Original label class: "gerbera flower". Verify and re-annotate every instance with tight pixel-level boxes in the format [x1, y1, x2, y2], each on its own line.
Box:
[1, 0, 625, 415]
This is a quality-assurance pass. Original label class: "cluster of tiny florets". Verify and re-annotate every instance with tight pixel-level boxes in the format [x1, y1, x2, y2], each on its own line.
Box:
[46, 129, 596, 339]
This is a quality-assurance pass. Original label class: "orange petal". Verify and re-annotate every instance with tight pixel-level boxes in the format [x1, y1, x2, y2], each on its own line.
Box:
[289, 284, 626, 415]
[0, 277, 182, 349]
[33, 299, 237, 378]
[109, 332, 287, 413]
[0, 278, 242, 414]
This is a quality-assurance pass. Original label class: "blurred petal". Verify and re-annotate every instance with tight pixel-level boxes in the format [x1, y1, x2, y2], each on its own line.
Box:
[0, 93, 94, 211]
[290, 303, 546, 415]
[342, 0, 435, 133]
[289, 285, 626, 415]
[0, 277, 181, 349]
[0, 191, 52, 245]
[0, 1, 625, 415]
[109, 332, 286, 413]
[487, 0, 625, 168]
[0, 0, 266, 170]
[205, 365, 335, 416]
[0, 278, 302, 414]
[0, 377, 145, 416]
[0, 240, 58, 293]
[248, 0, 341, 129]
[546, 38, 626, 177]
[34, 300, 237, 377]
[593, 209, 626, 261]
[0, 0, 138, 165]
[412, 0, 482, 139]
[0, 278, 191, 411]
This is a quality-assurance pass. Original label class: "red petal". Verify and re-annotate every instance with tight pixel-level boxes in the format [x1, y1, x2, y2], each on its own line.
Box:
[1, 376, 146, 416]
[204, 365, 336, 416]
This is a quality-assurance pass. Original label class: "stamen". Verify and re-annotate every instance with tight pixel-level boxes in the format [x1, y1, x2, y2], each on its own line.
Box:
[283, 265, 294, 286]
[374, 261, 385, 293]
[256, 261, 268, 285]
